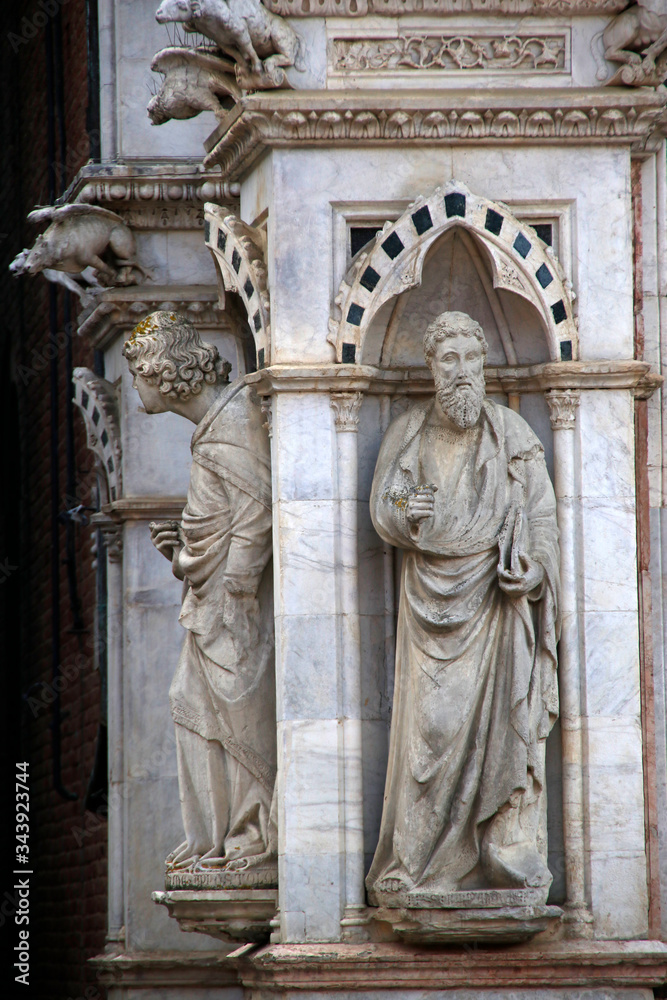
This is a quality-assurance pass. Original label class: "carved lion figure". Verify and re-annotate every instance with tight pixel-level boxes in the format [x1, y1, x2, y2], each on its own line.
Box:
[602, 0, 667, 86]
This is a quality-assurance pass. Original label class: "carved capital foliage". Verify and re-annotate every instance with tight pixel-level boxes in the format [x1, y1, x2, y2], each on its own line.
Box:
[330, 392, 363, 431]
[204, 204, 271, 365]
[546, 388, 580, 430]
[72, 368, 122, 503]
[100, 523, 124, 563]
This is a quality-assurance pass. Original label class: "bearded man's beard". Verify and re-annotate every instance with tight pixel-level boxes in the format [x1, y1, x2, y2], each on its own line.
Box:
[434, 371, 486, 429]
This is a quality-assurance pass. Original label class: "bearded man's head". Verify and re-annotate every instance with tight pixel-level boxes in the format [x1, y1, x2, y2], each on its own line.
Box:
[423, 311, 488, 429]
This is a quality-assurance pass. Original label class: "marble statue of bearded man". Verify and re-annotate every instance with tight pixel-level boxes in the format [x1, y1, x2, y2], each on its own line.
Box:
[366, 311, 560, 903]
[123, 312, 276, 876]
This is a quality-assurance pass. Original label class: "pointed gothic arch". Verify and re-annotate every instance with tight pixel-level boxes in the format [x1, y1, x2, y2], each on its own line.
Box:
[328, 181, 578, 366]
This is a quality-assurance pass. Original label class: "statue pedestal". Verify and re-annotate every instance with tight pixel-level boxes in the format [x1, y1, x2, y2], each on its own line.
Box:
[370, 887, 561, 944]
[153, 888, 278, 944]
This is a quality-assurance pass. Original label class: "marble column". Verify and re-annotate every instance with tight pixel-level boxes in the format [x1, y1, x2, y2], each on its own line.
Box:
[330, 392, 367, 941]
[546, 389, 592, 937]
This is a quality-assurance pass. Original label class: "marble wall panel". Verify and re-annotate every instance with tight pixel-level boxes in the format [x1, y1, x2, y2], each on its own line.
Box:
[276, 613, 339, 721]
[273, 394, 337, 501]
[267, 146, 631, 365]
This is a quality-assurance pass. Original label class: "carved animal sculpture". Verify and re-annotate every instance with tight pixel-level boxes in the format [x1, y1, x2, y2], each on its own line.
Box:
[148, 46, 240, 124]
[155, 0, 304, 89]
[22, 205, 149, 286]
[601, 0, 667, 86]
[10, 249, 104, 306]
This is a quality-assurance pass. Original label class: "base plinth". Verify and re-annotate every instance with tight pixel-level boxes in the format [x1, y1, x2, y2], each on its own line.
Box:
[152, 888, 278, 943]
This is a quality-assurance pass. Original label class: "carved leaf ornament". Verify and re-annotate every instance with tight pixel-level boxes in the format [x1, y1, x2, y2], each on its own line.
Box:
[203, 204, 271, 367]
[328, 181, 578, 365]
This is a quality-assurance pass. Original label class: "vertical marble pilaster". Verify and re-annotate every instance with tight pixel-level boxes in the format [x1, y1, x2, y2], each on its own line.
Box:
[546, 389, 593, 938]
[330, 392, 368, 942]
[98, 519, 125, 948]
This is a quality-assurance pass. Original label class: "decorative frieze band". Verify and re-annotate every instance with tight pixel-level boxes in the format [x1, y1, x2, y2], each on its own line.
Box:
[204, 94, 667, 177]
[331, 33, 568, 75]
[265, 0, 623, 16]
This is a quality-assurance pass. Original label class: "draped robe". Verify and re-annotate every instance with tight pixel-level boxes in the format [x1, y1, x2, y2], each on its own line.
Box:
[366, 398, 560, 900]
[168, 381, 276, 865]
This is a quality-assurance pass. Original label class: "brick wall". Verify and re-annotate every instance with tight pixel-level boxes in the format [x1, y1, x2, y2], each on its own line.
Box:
[0, 3, 108, 998]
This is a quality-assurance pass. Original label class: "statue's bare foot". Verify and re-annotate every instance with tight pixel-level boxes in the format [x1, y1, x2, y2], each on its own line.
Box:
[224, 850, 276, 872]
[165, 840, 189, 868]
[166, 840, 207, 871]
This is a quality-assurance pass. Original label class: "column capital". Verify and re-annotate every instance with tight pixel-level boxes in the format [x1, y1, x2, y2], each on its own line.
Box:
[330, 392, 363, 432]
[546, 388, 580, 430]
[94, 518, 123, 563]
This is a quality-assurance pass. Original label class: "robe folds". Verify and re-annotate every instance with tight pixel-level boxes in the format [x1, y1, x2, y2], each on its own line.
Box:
[169, 381, 276, 863]
[366, 398, 560, 898]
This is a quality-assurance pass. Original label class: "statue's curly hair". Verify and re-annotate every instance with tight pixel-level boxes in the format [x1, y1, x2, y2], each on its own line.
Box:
[423, 311, 488, 363]
[122, 311, 231, 399]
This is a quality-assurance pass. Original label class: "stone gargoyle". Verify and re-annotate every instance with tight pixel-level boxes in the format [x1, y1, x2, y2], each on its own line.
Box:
[16, 205, 150, 288]
[155, 0, 305, 90]
[148, 46, 241, 125]
[600, 0, 667, 87]
[9, 249, 104, 307]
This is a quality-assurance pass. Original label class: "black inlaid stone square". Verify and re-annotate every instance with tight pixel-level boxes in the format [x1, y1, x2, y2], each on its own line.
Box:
[347, 303, 365, 326]
[231, 249, 241, 273]
[217, 229, 227, 252]
[552, 300, 567, 325]
[243, 276, 254, 299]
[485, 208, 503, 236]
[342, 343, 356, 364]
[381, 232, 404, 260]
[535, 263, 553, 289]
[204, 220, 211, 243]
[258, 348, 265, 369]
[445, 192, 466, 218]
[360, 265, 381, 292]
[92, 408, 100, 426]
[81, 390, 89, 409]
[101, 429, 109, 447]
[411, 205, 433, 235]
[513, 232, 532, 258]
[253, 310, 261, 332]
[560, 339, 572, 361]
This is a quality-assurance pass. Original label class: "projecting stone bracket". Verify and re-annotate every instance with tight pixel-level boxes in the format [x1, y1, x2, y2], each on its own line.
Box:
[153, 889, 278, 944]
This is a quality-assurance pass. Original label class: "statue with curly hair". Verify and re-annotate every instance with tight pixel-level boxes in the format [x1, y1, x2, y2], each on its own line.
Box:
[123, 311, 277, 880]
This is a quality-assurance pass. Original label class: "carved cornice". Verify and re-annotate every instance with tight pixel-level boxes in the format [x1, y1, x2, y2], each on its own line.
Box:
[77, 285, 227, 349]
[90, 950, 238, 988]
[204, 90, 667, 179]
[72, 368, 122, 503]
[98, 497, 186, 524]
[330, 391, 363, 431]
[238, 940, 667, 991]
[264, 0, 624, 16]
[247, 360, 662, 398]
[546, 388, 580, 429]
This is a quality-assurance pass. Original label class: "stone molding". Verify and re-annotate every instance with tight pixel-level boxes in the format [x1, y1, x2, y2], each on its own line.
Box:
[204, 204, 271, 365]
[247, 359, 662, 397]
[546, 387, 580, 429]
[203, 90, 667, 178]
[330, 391, 363, 430]
[77, 285, 226, 348]
[90, 950, 237, 989]
[153, 889, 278, 944]
[90, 515, 124, 563]
[61, 162, 239, 209]
[265, 0, 624, 16]
[72, 368, 122, 504]
[98, 497, 186, 524]
[329, 180, 577, 365]
[331, 32, 569, 75]
[237, 940, 667, 990]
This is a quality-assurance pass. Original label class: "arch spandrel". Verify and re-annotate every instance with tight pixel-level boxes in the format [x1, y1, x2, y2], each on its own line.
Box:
[328, 181, 578, 366]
